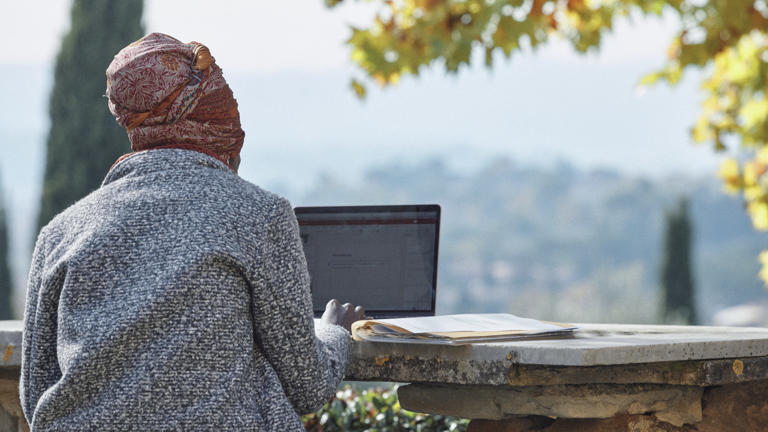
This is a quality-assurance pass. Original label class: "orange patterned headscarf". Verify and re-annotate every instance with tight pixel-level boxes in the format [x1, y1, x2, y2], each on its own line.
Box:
[106, 33, 245, 171]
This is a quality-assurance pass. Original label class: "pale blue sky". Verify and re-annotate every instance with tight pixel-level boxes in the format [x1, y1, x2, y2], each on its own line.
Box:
[0, 1, 728, 301]
[1, 1, 723, 188]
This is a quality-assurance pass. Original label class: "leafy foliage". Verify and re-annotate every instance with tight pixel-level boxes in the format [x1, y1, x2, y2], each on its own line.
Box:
[0, 178, 13, 320]
[326, 0, 768, 284]
[38, 0, 143, 231]
[661, 198, 697, 324]
[302, 385, 469, 431]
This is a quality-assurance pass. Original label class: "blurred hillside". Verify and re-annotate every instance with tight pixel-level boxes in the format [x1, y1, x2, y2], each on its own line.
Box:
[3, 144, 765, 323]
[294, 157, 768, 324]
[0, 60, 725, 319]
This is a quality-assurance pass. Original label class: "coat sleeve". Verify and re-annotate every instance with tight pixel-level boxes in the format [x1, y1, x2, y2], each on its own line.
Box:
[249, 198, 350, 414]
[20, 229, 62, 424]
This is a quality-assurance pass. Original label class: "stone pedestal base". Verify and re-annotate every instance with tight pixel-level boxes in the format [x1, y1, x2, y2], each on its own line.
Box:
[0, 369, 27, 432]
[464, 380, 768, 432]
[399, 383, 703, 426]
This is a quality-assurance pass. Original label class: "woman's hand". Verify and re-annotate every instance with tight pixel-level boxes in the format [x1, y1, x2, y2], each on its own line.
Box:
[321, 299, 365, 332]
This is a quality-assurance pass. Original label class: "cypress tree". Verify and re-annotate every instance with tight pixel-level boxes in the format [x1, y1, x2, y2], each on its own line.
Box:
[661, 198, 698, 325]
[37, 0, 143, 231]
[0, 178, 13, 320]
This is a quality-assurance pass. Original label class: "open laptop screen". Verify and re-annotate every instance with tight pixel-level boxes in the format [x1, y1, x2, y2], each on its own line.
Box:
[294, 205, 440, 318]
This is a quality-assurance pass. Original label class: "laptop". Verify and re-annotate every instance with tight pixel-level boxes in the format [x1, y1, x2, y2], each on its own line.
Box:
[294, 204, 440, 319]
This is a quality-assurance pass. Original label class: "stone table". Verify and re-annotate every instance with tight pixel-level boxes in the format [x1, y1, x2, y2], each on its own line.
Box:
[0, 321, 24, 432]
[3, 322, 768, 431]
[345, 323, 768, 431]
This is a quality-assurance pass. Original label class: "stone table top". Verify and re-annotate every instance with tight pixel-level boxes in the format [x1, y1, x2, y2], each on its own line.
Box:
[350, 323, 768, 366]
[0, 321, 21, 368]
[3, 321, 768, 386]
[345, 323, 768, 386]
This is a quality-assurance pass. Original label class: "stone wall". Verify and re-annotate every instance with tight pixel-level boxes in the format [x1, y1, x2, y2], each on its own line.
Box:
[0, 368, 27, 432]
[465, 379, 768, 432]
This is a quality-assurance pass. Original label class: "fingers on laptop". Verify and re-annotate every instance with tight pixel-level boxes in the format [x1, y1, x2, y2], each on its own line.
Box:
[342, 303, 365, 317]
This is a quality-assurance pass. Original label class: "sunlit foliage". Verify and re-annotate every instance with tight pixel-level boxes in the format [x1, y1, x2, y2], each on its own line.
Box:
[303, 385, 468, 431]
[326, 0, 768, 285]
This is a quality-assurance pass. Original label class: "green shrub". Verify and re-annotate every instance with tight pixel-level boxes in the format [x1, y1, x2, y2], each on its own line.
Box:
[303, 385, 469, 431]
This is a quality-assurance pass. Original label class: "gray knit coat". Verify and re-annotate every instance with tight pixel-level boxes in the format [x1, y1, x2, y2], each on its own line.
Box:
[21, 149, 350, 431]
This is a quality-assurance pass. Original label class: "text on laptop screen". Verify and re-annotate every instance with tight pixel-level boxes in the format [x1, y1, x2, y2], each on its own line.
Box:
[295, 206, 439, 315]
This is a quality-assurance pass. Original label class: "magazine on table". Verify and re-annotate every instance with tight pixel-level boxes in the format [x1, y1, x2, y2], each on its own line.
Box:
[351, 313, 578, 345]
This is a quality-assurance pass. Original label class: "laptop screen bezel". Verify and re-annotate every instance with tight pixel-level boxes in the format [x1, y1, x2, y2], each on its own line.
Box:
[294, 204, 441, 318]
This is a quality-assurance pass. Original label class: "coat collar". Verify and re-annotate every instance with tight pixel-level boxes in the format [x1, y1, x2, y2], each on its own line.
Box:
[102, 149, 233, 186]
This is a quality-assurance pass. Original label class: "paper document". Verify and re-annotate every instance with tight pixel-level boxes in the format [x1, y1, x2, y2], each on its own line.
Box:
[352, 313, 577, 345]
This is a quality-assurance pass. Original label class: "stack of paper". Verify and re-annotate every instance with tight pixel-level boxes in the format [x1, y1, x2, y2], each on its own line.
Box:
[351, 313, 577, 345]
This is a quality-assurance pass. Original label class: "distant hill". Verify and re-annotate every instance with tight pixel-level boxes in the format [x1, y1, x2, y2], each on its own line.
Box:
[3, 149, 765, 323]
[295, 157, 768, 324]
[3, 63, 761, 323]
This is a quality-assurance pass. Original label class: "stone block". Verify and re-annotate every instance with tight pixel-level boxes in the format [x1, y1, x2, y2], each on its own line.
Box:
[464, 380, 768, 432]
[505, 356, 768, 387]
[0, 369, 28, 432]
[398, 383, 703, 426]
[695, 379, 768, 432]
[467, 414, 696, 432]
